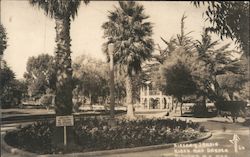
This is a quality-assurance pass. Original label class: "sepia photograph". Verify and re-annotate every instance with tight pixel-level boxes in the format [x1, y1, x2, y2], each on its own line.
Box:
[0, 1, 249, 157]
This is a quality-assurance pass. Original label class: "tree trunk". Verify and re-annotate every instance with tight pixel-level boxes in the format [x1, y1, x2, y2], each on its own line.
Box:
[89, 93, 93, 110]
[54, 14, 73, 116]
[179, 98, 183, 116]
[126, 75, 135, 118]
[201, 95, 208, 114]
[180, 102, 183, 116]
[109, 46, 115, 118]
[174, 99, 178, 113]
[52, 14, 75, 149]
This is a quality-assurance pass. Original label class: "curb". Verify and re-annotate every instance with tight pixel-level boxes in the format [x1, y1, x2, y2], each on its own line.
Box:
[1, 133, 37, 157]
[2, 131, 212, 157]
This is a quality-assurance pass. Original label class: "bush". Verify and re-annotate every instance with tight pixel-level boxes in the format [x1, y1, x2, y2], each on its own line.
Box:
[5, 118, 202, 154]
[191, 103, 212, 118]
[5, 121, 54, 154]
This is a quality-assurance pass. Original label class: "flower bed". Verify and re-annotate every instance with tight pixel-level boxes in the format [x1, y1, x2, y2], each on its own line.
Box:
[5, 117, 202, 154]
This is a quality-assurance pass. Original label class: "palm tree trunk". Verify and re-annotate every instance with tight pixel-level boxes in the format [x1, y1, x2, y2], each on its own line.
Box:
[54, 14, 73, 116]
[126, 75, 135, 118]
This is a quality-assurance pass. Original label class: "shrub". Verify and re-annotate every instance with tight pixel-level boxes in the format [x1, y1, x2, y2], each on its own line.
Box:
[5, 121, 54, 154]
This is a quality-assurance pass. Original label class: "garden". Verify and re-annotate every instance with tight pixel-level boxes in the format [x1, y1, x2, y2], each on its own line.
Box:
[5, 117, 204, 154]
[1, 1, 249, 157]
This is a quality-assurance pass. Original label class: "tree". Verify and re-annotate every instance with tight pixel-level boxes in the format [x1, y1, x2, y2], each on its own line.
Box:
[193, 30, 220, 112]
[114, 67, 146, 105]
[156, 15, 199, 113]
[217, 73, 247, 101]
[72, 55, 109, 106]
[195, 30, 246, 103]
[0, 62, 26, 108]
[238, 81, 250, 101]
[24, 54, 56, 99]
[102, 1, 154, 118]
[162, 59, 197, 115]
[192, 1, 250, 57]
[156, 14, 194, 64]
[29, 0, 89, 115]
[0, 24, 7, 64]
[0, 24, 7, 54]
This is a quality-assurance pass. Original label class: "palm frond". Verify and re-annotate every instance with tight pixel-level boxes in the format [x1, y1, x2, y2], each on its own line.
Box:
[29, 0, 87, 19]
[102, 1, 154, 75]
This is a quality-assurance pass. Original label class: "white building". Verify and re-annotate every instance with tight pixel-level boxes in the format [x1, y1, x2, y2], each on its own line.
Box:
[139, 85, 173, 110]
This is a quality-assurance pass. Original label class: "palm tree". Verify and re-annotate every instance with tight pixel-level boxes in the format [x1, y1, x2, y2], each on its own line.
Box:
[102, 1, 154, 118]
[29, 0, 89, 115]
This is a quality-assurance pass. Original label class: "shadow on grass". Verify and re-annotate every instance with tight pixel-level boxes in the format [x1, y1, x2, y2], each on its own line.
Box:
[2, 111, 29, 115]
[207, 119, 231, 124]
[179, 112, 217, 118]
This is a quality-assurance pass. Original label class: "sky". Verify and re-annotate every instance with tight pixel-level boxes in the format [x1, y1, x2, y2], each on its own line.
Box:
[1, 0, 236, 79]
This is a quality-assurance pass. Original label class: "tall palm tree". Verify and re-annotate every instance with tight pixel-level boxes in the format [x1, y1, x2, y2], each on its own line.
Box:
[29, 0, 89, 115]
[102, 1, 154, 118]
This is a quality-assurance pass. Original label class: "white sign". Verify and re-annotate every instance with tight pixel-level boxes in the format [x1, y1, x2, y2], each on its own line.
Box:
[56, 115, 74, 127]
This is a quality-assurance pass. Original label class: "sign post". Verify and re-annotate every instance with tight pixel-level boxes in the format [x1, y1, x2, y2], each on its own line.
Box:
[64, 126, 67, 146]
[56, 115, 74, 146]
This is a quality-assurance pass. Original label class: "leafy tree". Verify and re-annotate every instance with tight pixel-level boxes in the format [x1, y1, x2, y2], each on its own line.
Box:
[193, 30, 220, 111]
[0, 24, 7, 76]
[102, 1, 154, 118]
[0, 25, 26, 109]
[0, 62, 26, 108]
[29, 0, 89, 115]
[154, 14, 196, 91]
[0, 60, 14, 86]
[156, 15, 198, 112]
[0, 24, 7, 58]
[195, 30, 246, 103]
[24, 54, 56, 99]
[162, 59, 197, 115]
[114, 68, 145, 105]
[238, 81, 250, 101]
[192, 1, 250, 57]
[72, 55, 109, 105]
[217, 73, 247, 101]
